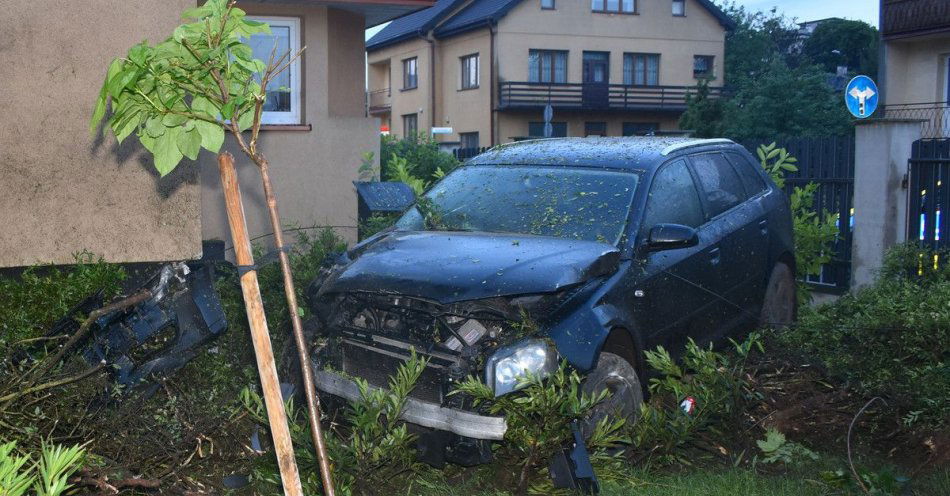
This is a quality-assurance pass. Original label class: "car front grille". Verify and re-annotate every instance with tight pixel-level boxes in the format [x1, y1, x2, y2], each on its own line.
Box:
[341, 340, 444, 404]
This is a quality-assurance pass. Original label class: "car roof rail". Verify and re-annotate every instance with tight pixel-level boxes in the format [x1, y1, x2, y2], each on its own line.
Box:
[661, 138, 735, 156]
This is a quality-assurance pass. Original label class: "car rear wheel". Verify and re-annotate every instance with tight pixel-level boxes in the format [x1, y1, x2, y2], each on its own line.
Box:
[759, 262, 797, 329]
[579, 352, 643, 439]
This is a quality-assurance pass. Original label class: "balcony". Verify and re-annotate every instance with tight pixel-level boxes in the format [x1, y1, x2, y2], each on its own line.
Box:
[497, 82, 724, 112]
[367, 88, 391, 115]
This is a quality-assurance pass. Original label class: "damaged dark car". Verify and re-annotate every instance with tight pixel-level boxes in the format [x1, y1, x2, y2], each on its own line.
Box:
[304, 137, 796, 467]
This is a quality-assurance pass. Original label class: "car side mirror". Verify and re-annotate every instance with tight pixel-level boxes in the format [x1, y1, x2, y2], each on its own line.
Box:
[644, 223, 699, 252]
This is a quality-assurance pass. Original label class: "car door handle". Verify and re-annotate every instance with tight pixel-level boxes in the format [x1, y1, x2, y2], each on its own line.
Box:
[758, 219, 768, 235]
[707, 247, 721, 265]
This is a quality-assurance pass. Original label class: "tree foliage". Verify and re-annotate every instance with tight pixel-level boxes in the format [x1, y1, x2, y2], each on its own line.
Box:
[90, 0, 297, 175]
[684, 2, 853, 140]
[802, 18, 879, 79]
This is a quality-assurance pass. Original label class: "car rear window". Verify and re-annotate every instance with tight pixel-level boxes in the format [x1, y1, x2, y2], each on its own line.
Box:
[395, 165, 640, 244]
[725, 151, 769, 196]
[689, 153, 748, 218]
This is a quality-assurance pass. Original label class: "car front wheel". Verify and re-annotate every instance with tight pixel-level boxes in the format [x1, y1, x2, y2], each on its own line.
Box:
[580, 352, 643, 439]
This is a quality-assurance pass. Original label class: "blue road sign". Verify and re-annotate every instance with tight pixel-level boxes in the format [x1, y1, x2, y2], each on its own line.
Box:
[845, 75, 879, 118]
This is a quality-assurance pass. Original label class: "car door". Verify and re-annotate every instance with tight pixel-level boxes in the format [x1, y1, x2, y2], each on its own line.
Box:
[628, 159, 719, 356]
[686, 152, 768, 339]
[724, 150, 773, 308]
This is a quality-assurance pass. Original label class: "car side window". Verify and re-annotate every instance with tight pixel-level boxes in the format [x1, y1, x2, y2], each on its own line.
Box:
[641, 160, 705, 234]
[689, 153, 748, 218]
[725, 151, 769, 196]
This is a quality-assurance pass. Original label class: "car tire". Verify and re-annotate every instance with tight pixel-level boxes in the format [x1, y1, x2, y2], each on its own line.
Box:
[580, 352, 644, 439]
[759, 262, 797, 329]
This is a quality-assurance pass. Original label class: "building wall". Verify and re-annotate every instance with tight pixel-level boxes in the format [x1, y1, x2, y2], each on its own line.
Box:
[367, 38, 433, 137]
[883, 36, 950, 104]
[497, 111, 680, 142]
[496, 0, 726, 86]
[434, 28, 493, 146]
[0, 0, 200, 268]
[199, 3, 379, 246]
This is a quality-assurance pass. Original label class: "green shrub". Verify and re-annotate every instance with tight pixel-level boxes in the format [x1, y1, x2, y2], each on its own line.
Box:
[632, 334, 762, 465]
[380, 134, 458, 187]
[0, 441, 85, 496]
[0, 252, 125, 349]
[778, 244, 950, 426]
[360, 213, 400, 240]
[452, 362, 628, 494]
[242, 350, 428, 496]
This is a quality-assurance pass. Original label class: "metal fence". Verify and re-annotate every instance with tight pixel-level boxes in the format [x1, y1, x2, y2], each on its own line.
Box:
[908, 139, 949, 251]
[881, 102, 950, 138]
[738, 136, 856, 291]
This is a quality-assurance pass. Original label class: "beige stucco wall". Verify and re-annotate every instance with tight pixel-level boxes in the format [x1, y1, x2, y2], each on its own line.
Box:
[496, 0, 726, 87]
[367, 38, 432, 137]
[199, 3, 379, 246]
[0, 0, 200, 268]
[883, 36, 950, 105]
[497, 111, 680, 141]
[434, 28, 493, 145]
[366, 0, 726, 146]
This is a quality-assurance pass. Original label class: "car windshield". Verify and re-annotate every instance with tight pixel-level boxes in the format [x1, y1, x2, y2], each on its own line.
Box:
[394, 165, 640, 244]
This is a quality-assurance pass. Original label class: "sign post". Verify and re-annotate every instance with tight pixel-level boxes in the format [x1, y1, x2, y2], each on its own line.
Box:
[543, 104, 554, 138]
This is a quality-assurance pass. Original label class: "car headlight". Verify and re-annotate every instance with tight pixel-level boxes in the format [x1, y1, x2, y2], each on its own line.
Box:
[484, 339, 558, 397]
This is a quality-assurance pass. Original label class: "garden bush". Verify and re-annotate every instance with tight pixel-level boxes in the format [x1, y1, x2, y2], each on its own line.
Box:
[777, 244, 950, 426]
[0, 252, 125, 349]
[379, 134, 458, 187]
[0, 441, 85, 496]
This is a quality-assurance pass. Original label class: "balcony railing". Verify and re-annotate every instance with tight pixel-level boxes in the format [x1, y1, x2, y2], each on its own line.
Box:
[367, 88, 391, 114]
[881, 102, 950, 138]
[497, 82, 724, 112]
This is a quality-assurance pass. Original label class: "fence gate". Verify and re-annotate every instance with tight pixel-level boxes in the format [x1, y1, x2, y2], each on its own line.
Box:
[739, 136, 855, 292]
[908, 139, 950, 251]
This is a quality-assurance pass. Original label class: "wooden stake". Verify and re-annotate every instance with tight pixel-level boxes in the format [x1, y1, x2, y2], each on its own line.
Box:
[217, 152, 303, 496]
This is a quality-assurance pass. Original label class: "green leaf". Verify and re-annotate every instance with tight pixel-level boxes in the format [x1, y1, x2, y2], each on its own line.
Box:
[162, 113, 188, 126]
[237, 108, 254, 132]
[112, 109, 141, 144]
[153, 126, 184, 177]
[90, 89, 107, 136]
[181, 6, 211, 19]
[145, 116, 166, 138]
[108, 67, 138, 99]
[191, 95, 220, 118]
[177, 126, 202, 160]
[128, 42, 148, 66]
[195, 120, 225, 153]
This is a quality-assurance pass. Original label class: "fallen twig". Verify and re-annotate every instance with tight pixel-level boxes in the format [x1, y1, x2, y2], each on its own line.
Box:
[847, 396, 886, 494]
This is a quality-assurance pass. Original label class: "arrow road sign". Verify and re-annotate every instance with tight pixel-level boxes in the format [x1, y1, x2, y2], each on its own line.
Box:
[845, 75, 879, 119]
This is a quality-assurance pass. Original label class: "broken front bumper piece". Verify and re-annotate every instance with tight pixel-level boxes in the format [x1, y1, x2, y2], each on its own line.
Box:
[80, 262, 228, 390]
[313, 369, 507, 440]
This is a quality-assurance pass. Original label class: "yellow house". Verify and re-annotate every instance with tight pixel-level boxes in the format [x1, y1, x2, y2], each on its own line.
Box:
[880, 0, 950, 137]
[0, 0, 433, 268]
[366, 0, 732, 148]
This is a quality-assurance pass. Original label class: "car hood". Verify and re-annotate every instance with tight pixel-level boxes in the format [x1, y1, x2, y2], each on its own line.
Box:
[319, 231, 621, 304]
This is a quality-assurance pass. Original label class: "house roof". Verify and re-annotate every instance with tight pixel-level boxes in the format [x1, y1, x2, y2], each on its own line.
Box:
[366, 0, 468, 50]
[368, 0, 736, 49]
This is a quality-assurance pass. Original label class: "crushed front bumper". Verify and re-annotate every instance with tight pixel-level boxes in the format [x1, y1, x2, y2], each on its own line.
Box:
[313, 369, 507, 440]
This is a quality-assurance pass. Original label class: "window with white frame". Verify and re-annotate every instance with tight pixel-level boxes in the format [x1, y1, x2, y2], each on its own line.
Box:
[672, 0, 686, 16]
[461, 54, 479, 89]
[245, 16, 301, 125]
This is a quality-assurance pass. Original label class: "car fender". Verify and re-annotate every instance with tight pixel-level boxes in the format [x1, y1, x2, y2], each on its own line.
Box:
[547, 301, 637, 373]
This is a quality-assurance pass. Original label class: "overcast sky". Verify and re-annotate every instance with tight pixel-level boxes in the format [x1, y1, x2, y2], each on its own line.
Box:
[366, 0, 880, 40]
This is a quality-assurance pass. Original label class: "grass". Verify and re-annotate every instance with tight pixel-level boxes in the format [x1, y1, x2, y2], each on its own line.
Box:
[406, 462, 950, 496]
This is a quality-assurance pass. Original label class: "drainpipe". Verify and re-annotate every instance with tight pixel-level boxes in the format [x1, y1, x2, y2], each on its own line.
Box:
[490, 22, 497, 146]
